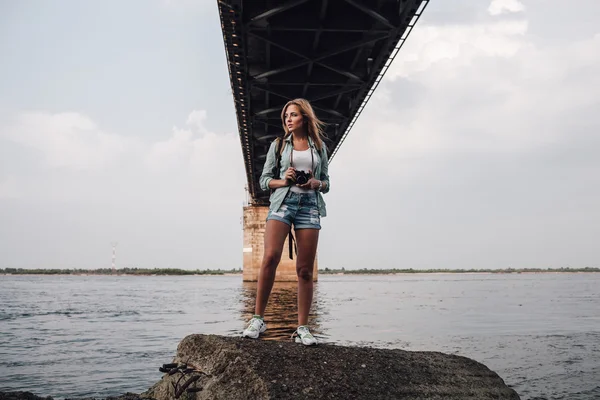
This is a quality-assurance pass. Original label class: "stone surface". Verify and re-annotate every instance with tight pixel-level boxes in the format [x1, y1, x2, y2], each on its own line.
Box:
[0, 393, 53, 400]
[2, 334, 521, 400]
[0, 392, 147, 400]
[145, 334, 521, 400]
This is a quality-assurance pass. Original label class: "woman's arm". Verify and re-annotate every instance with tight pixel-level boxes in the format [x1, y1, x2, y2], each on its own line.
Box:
[268, 178, 290, 190]
[259, 140, 278, 191]
[319, 146, 330, 194]
[259, 139, 293, 191]
[298, 146, 330, 192]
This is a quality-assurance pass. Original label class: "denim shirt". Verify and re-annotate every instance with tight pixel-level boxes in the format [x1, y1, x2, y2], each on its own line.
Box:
[259, 135, 330, 217]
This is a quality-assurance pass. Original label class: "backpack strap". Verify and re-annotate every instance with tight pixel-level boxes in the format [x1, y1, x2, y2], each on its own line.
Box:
[288, 230, 297, 260]
[270, 137, 285, 195]
[274, 137, 284, 179]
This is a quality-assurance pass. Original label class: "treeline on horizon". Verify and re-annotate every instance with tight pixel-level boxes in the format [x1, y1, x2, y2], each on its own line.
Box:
[1, 266, 599, 275]
[320, 267, 600, 274]
[0, 267, 242, 275]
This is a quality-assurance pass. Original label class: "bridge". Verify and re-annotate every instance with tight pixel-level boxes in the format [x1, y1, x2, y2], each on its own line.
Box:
[217, 0, 428, 280]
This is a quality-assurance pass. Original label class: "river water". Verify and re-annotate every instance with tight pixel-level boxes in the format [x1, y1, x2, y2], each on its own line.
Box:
[0, 273, 598, 399]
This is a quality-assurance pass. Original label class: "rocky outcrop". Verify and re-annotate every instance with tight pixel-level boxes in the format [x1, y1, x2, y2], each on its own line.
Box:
[1, 334, 521, 400]
[144, 334, 520, 400]
[0, 393, 53, 400]
[0, 392, 143, 400]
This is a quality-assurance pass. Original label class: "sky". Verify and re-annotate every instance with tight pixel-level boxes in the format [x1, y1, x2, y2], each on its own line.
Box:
[0, 0, 599, 270]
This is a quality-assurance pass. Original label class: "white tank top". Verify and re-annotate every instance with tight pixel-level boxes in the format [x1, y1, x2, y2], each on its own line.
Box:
[290, 148, 320, 193]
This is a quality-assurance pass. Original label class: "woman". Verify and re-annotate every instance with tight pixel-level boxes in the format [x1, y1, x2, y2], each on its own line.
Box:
[242, 98, 330, 346]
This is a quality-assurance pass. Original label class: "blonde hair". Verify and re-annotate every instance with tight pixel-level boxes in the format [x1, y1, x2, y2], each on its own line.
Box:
[280, 98, 326, 151]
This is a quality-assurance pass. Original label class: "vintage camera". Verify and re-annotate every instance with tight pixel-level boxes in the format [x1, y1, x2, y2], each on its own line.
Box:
[295, 170, 312, 185]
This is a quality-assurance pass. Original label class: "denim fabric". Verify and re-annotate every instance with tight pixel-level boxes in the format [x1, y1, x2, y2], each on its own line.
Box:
[259, 135, 330, 217]
[266, 191, 321, 230]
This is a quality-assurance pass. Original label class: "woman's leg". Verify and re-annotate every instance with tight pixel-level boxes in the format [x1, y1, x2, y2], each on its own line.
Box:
[255, 219, 290, 316]
[294, 228, 319, 326]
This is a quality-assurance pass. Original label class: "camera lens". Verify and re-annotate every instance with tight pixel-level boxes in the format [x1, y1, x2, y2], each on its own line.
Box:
[296, 171, 308, 185]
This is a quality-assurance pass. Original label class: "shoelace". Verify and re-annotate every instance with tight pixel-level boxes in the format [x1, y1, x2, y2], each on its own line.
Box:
[247, 318, 262, 331]
[291, 327, 313, 340]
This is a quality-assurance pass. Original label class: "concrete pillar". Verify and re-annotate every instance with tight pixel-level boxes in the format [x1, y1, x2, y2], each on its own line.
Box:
[243, 205, 318, 282]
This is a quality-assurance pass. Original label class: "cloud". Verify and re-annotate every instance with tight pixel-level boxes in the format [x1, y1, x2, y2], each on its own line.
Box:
[319, 2, 600, 269]
[488, 0, 525, 15]
[186, 109, 208, 131]
[2, 0, 599, 271]
[0, 108, 245, 204]
[0, 108, 247, 268]
[1, 112, 137, 170]
[365, 10, 600, 158]
[2, 108, 243, 176]
[390, 20, 529, 79]
[145, 110, 242, 179]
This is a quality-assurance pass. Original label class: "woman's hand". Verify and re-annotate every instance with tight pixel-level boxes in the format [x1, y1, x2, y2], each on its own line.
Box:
[297, 171, 321, 190]
[283, 167, 296, 184]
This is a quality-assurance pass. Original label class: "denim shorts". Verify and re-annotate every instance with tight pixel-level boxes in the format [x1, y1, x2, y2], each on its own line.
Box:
[266, 191, 321, 230]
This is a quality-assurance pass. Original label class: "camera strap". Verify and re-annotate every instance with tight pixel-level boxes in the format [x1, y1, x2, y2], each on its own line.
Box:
[288, 230, 297, 260]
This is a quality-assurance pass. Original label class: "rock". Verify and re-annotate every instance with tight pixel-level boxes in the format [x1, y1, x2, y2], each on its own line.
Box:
[144, 334, 520, 400]
[1, 335, 520, 400]
[0, 392, 53, 400]
[0, 391, 150, 400]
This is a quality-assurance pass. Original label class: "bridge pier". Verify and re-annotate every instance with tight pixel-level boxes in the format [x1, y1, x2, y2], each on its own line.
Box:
[243, 205, 318, 282]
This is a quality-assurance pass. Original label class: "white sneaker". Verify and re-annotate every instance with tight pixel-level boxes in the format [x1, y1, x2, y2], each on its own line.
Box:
[292, 325, 318, 346]
[242, 315, 266, 339]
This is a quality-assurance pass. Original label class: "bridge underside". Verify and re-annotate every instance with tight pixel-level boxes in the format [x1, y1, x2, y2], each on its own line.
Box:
[218, 0, 428, 205]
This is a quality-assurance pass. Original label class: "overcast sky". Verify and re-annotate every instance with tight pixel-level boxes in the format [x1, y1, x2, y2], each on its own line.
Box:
[1, 0, 598, 270]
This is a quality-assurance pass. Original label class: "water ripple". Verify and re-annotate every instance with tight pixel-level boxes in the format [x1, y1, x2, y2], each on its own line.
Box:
[0, 273, 598, 400]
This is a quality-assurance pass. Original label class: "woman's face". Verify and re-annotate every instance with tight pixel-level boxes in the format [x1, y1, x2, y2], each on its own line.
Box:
[284, 105, 304, 134]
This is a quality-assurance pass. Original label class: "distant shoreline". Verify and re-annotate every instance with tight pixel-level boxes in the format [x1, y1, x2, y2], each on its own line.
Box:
[1, 267, 598, 276]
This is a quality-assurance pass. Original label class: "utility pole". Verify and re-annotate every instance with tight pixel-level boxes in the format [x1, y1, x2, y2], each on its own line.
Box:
[111, 242, 118, 275]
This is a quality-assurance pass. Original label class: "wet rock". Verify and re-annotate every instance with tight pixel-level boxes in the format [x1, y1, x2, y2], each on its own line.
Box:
[0, 392, 53, 400]
[0, 392, 151, 400]
[144, 334, 521, 400]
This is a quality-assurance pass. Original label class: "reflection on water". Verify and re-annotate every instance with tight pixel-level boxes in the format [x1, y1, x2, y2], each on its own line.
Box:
[241, 281, 322, 341]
